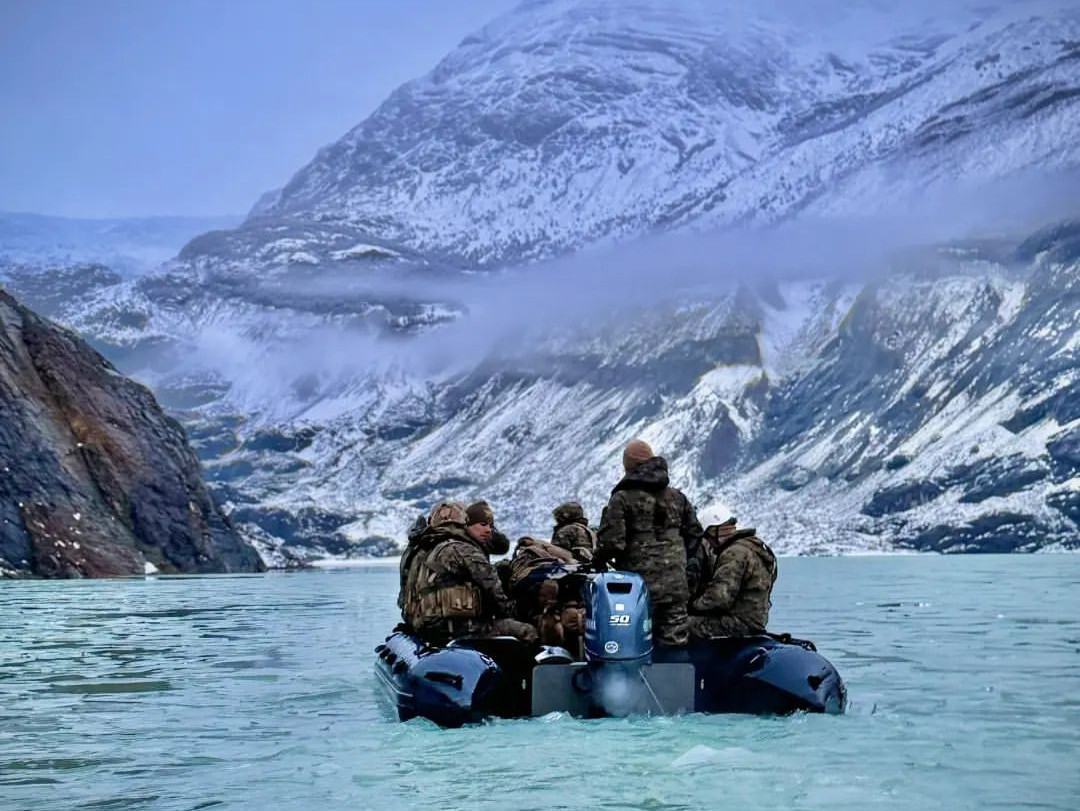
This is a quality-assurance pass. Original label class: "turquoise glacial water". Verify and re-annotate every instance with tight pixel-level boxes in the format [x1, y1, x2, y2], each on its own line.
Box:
[1, 555, 1078, 811]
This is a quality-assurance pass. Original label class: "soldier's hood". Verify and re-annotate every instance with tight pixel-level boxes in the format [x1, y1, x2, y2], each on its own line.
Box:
[613, 456, 670, 493]
[419, 524, 475, 549]
[484, 529, 510, 556]
[553, 517, 590, 529]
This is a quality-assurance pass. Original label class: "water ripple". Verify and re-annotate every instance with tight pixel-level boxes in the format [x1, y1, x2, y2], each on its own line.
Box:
[1, 557, 1077, 811]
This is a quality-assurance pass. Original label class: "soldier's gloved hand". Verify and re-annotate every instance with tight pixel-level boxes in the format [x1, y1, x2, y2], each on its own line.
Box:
[560, 605, 584, 634]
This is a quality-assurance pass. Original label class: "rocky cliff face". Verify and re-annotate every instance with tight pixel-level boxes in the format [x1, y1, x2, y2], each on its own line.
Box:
[0, 289, 264, 577]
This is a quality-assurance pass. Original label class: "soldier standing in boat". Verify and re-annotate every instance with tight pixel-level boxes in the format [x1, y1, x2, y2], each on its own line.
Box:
[595, 439, 703, 650]
[402, 501, 537, 646]
[687, 506, 778, 639]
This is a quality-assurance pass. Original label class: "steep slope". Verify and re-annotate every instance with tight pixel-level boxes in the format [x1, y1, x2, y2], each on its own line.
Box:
[173, 227, 1077, 556]
[5, 1, 1077, 558]
[185, 0, 1080, 270]
[734, 231, 1080, 553]
[0, 290, 264, 577]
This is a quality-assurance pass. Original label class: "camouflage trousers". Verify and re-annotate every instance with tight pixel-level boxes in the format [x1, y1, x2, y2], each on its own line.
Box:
[687, 613, 758, 640]
[652, 600, 689, 647]
[639, 571, 689, 647]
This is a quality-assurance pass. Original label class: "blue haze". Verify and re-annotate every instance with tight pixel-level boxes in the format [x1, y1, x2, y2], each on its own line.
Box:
[0, 0, 514, 218]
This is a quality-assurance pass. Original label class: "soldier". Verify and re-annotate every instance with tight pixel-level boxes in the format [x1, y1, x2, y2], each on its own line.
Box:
[402, 501, 537, 646]
[465, 500, 510, 557]
[397, 511, 432, 616]
[596, 439, 703, 650]
[551, 502, 597, 563]
[398, 500, 508, 616]
[687, 506, 778, 639]
[504, 536, 592, 654]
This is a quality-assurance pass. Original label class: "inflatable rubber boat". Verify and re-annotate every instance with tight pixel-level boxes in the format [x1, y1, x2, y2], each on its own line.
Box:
[375, 571, 846, 727]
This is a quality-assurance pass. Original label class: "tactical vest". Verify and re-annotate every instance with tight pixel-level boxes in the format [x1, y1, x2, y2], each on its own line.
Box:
[404, 539, 484, 630]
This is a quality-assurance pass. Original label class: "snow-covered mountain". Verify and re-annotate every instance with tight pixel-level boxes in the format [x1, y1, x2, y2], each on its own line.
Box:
[4, 0, 1078, 560]
[186, 0, 1080, 270]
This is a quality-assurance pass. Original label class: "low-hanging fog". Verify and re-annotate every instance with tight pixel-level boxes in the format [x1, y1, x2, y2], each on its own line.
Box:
[179, 168, 1080, 420]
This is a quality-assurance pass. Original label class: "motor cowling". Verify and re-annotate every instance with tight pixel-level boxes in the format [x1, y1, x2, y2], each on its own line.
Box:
[583, 572, 652, 665]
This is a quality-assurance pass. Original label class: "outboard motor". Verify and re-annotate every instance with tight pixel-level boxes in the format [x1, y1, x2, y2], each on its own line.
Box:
[529, 571, 695, 718]
[580, 572, 694, 716]
[583, 572, 653, 666]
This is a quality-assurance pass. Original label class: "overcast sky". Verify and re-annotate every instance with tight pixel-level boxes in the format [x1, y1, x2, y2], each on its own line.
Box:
[0, 0, 515, 219]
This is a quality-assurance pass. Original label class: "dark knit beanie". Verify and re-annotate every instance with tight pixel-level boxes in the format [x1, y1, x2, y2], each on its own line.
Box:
[466, 500, 494, 526]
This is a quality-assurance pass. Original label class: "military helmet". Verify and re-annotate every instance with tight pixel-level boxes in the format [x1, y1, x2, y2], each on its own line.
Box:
[698, 502, 734, 530]
[428, 501, 468, 528]
[552, 501, 585, 525]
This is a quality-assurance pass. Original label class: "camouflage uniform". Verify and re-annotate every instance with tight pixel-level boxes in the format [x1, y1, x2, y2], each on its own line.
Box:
[403, 511, 536, 646]
[596, 456, 703, 647]
[398, 512, 433, 615]
[551, 502, 597, 563]
[687, 520, 778, 639]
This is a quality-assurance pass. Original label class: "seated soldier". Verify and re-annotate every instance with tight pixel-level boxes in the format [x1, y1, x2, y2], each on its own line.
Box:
[397, 511, 432, 617]
[402, 501, 537, 646]
[687, 506, 778, 640]
[506, 536, 590, 657]
[550, 501, 597, 562]
[400, 500, 508, 616]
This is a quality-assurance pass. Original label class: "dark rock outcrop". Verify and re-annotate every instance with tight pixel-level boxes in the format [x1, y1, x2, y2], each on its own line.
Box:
[0, 289, 264, 577]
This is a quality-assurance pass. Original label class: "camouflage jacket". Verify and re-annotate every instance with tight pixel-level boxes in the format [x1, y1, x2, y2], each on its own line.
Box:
[551, 520, 597, 562]
[690, 522, 778, 634]
[595, 456, 703, 600]
[397, 514, 431, 612]
[402, 530, 515, 630]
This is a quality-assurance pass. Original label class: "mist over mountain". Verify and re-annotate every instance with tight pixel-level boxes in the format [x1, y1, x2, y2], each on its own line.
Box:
[0, 212, 240, 275]
[3, 0, 1078, 561]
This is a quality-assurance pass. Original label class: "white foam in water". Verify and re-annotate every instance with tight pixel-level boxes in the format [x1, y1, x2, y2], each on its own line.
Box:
[671, 745, 722, 768]
[671, 745, 753, 768]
